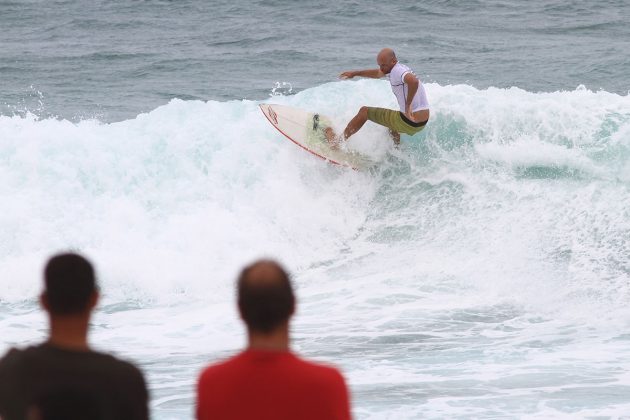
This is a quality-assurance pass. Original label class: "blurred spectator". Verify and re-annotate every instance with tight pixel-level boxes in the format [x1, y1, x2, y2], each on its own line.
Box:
[0, 253, 148, 420]
[197, 259, 351, 420]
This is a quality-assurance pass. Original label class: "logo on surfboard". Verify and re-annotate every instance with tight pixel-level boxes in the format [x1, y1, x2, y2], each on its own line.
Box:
[268, 107, 278, 125]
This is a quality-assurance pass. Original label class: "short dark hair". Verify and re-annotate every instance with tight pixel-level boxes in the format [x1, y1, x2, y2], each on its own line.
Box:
[44, 253, 96, 315]
[237, 260, 295, 333]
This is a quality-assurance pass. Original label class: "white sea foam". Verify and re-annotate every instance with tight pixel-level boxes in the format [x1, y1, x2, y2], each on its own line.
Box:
[1, 81, 629, 419]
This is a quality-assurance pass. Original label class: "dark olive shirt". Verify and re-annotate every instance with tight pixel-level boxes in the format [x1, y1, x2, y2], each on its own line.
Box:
[0, 343, 148, 420]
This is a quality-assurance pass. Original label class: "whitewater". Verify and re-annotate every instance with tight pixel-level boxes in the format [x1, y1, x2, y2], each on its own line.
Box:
[1, 79, 630, 418]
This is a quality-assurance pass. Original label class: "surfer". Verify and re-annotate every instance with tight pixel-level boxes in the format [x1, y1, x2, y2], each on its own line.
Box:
[326, 48, 429, 145]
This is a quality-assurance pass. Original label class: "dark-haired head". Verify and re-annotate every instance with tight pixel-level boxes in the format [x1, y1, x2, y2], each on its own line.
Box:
[237, 260, 295, 334]
[43, 253, 97, 315]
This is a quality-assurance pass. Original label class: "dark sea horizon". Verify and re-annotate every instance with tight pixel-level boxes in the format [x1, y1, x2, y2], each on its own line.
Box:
[2, 0, 629, 122]
[2, 1, 630, 419]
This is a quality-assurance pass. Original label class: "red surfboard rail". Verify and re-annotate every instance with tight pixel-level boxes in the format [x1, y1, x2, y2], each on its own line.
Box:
[259, 104, 359, 170]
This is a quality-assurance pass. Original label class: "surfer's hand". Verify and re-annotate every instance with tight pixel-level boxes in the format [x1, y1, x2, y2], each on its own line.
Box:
[405, 107, 417, 122]
[340, 71, 355, 79]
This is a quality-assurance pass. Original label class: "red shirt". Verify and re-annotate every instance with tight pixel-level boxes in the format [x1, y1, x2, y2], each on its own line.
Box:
[196, 349, 351, 420]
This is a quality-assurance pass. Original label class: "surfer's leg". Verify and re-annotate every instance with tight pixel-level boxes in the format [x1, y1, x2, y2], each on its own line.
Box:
[366, 107, 404, 142]
[324, 127, 341, 148]
[343, 106, 369, 140]
[389, 129, 400, 146]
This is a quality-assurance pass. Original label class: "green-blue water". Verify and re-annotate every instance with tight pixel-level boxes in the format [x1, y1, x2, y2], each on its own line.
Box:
[1, 1, 630, 419]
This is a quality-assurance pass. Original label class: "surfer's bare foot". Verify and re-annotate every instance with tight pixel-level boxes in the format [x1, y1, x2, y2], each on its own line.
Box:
[389, 130, 400, 147]
[325, 127, 342, 149]
[389, 129, 400, 147]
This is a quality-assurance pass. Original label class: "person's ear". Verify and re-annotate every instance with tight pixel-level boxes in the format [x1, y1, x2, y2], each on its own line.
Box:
[40, 292, 50, 312]
[88, 291, 99, 310]
[237, 302, 245, 321]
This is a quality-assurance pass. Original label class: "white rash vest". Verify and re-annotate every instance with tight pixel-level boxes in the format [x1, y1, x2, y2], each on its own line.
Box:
[387, 62, 429, 112]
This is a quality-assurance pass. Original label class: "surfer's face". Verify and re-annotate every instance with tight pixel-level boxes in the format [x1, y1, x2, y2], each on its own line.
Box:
[377, 56, 396, 74]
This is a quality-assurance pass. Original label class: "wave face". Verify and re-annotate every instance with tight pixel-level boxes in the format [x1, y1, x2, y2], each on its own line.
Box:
[1, 80, 630, 418]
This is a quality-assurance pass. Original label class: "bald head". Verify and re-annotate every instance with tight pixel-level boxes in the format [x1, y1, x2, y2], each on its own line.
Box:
[237, 260, 295, 333]
[377, 48, 396, 61]
[377, 48, 398, 74]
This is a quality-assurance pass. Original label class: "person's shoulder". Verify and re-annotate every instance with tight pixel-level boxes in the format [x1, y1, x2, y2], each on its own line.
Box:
[198, 352, 245, 382]
[0, 344, 46, 371]
[290, 354, 346, 383]
[0, 347, 22, 363]
[388, 62, 407, 80]
[25, 344, 147, 388]
[83, 349, 148, 398]
[3, 343, 43, 358]
[90, 349, 145, 380]
[0, 345, 55, 389]
[396, 62, 413, 74]
[0, 347, 24, 375]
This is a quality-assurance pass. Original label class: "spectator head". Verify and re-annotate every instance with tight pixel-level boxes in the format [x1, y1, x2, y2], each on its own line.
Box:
[41, 253, 98, 316]
[237, 260, 295, 334]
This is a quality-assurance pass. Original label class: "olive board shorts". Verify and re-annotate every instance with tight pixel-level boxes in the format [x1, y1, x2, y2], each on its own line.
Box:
[367, 107, 428, 135]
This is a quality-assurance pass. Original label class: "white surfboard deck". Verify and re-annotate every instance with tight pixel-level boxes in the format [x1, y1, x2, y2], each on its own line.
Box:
[259, 104, 373, 170]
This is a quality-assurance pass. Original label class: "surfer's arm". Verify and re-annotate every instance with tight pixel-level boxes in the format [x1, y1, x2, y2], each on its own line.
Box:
[340, 69, 384, 79]
[403, 72, 419, 119]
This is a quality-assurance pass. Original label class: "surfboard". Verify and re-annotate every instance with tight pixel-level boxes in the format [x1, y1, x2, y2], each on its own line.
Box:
[259, 104, 373, 170]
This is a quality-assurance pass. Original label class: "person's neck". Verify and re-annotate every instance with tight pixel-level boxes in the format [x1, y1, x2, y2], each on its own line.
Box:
[47, 315, 91, 351]
[247, 325, 290, 351]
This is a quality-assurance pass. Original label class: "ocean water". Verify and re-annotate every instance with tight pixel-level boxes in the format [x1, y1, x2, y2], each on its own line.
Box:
[1, 1, 630, 419]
